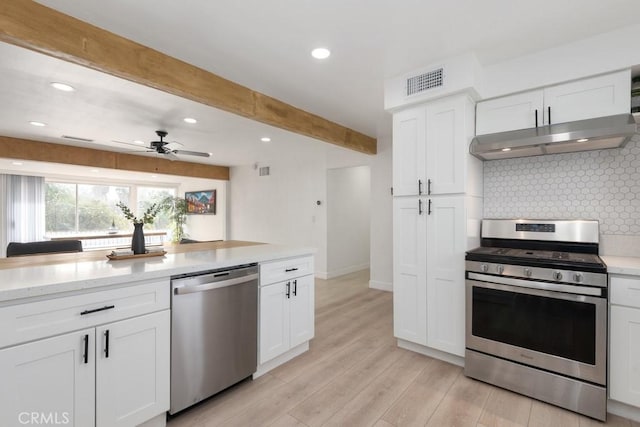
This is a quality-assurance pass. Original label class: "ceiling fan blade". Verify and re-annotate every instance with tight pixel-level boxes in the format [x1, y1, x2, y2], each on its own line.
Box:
[165, 141, 184, 148]
[174, 150, 211, 157]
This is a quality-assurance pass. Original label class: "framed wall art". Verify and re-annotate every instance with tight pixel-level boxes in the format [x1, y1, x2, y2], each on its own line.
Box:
[185, 190, 216, 214]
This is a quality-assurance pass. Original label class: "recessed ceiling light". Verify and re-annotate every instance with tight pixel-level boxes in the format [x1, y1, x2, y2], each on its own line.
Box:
[12, 161, 23, 166]
[151, 175, 158, 178]
[577, 138, 589, 143]
[133, 140, 145, 145]
[260, 137, 271, 142]
[184, 117, 197, 124]
[90, 169, 99, 173]
[311, 47, 331, 59]
[29, 121, 46, 127]
[501, 147, 512, 152]
[50, 82, 75, 92]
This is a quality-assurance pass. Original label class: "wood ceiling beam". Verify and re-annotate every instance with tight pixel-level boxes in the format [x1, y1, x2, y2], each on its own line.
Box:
[0, 136, 230, 180]
[0, 1, 377, 155]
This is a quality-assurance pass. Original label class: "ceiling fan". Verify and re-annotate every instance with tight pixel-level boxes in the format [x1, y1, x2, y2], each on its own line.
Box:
[113, 130, 210, 160]
[148, 130, 210, 159]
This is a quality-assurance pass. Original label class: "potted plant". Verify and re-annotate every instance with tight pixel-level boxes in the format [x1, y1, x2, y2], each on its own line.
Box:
[160, 196, 189, 243]
[116, 202, 162, 254]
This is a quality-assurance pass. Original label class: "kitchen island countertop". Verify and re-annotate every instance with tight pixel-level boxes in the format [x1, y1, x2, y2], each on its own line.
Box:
[0, 241, 315, 303]
[602, 255, 640, 276]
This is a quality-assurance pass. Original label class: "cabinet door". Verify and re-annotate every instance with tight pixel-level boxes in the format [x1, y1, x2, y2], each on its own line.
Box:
[393, 106, 426, 196]
[393, 197, 427, 345]
[610, 305, 640, 406]
[96, 310, 170, 427]
[426, 196, 466, 356]
[476, 90, 543, 135]
[425, 96, 468, 195]
[0, 329, 95, 427]
[543, 70, 630, 125]
[290, 274, 315, 348]
[260, 282, 291, 364]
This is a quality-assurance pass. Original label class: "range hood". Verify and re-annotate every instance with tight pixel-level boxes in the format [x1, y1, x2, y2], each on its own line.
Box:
[470, 114, 637, 160]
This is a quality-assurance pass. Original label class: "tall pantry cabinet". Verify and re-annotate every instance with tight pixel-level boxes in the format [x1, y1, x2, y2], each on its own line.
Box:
[392, 93, 482, 360]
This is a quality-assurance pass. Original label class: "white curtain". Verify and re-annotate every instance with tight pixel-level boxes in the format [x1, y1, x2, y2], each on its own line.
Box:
[0, 174, 46, 257]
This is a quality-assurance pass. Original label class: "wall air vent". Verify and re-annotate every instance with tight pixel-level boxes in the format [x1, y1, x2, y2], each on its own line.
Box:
[406, 68, 444, 96]
[259, 166, 270, 176]
[61, 135, 94, 142]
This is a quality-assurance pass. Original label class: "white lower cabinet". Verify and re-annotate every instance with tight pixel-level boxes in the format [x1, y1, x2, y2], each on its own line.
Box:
[393, 195, 468, 357]
[609, 275, 640, 407]
[0, 328, 96, 427]
[0, 310, 169, 427]
[96, 310, 170, 427]
[0, 279, 170, 427]
[259, 275, 314, 364]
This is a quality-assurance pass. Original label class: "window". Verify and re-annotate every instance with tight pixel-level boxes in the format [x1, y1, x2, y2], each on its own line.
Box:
[45, 181, 176, 238]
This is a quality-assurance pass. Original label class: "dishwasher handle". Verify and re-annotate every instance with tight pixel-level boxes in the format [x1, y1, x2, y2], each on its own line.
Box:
[174, 273, 258, 295]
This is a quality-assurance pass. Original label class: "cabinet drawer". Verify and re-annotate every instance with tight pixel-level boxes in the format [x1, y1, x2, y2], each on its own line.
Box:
[610, 275, 640, 308]
[0, 279, 170, 349]
[260, 256, 314, 286]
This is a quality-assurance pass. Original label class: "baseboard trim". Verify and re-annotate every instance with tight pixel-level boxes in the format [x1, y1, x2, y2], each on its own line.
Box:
[607, 399, 640, 422]
[315, 272, 329, 280]
[253, 341, 309, 378]
[325, 263, 370, 280]
[369, 280, 392, 292]
[397, 339, 464, 367]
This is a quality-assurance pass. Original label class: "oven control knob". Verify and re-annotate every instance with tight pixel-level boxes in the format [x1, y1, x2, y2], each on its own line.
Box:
[573, 273, 583, 283]
[480, 264, 488, 273]
[553, 271, 563, 281]
[497, 265, 504, 274]
[524, 268, 532, 277]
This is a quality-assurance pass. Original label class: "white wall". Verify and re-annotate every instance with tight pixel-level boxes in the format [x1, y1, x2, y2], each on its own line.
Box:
[369, 135, 393, 291]
[179, 178, 227, 241]
[326, 165, 371, 278]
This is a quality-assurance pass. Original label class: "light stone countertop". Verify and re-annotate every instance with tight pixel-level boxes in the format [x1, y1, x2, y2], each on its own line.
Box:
[602, 255, 640, 276]
[0, 243, 315, 304]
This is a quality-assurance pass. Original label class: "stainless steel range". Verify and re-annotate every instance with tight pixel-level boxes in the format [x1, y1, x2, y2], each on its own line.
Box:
[464, 219, 608, 421]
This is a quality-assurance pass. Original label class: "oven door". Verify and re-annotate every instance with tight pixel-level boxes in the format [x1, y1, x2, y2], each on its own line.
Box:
[465, 276, 606, 385]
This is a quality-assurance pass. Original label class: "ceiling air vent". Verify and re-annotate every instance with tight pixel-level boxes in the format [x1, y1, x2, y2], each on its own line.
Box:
[61, 135, 94, 143]
[406, 68, 444, 96]
[259, 166, 270, 176]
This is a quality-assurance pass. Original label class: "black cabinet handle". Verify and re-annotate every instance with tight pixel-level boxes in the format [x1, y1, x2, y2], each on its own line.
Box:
[285, 282, 290, 299]
[83, 334, 89, 364]
[548, 106, 551, 125]
[104, 330, 110, 358]
[293, 280, 297, 296]
[418, 179, 423, 195]
[427, 179, 432, 195]
[285, 268, 298, 272]
[81, 305, 115, 316]
[428, 199, 432, 215]
[418, 199, 423, 215]
[535, 109, 538, 127]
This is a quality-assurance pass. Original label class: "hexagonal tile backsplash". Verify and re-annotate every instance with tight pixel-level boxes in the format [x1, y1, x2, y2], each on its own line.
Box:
[484, 132, 640, 235]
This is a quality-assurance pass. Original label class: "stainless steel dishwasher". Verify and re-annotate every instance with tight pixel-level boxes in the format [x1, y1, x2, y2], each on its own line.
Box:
[169, 264, 258, 415]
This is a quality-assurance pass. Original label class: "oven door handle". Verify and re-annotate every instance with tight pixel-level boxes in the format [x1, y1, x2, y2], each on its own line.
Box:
[467, 272, 603, 297]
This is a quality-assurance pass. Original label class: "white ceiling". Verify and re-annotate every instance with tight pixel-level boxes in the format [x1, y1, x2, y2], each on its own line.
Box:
[3, 0, 640, 168]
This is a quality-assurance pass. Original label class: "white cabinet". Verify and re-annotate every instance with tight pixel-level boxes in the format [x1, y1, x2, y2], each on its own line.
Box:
[476, 70, 631, 135]
[96, 311, 170, 427]
[393, 196, 468, 356]
[392, 94, 475, 196]
[259, 257, 315, 365]
[393, 197, 427, 345]
[392, 92, 481, 361]
[0, 279, 170, 427]
[609, 275, 640, 407]
[0, 328, 95, 427]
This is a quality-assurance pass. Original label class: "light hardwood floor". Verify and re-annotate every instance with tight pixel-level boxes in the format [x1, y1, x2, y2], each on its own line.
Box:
[167, 270, 639, 427]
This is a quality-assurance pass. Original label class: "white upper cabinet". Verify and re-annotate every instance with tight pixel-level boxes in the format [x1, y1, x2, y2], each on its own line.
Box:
[476, 90, 543, 135]
[476, 70, 631, 135]
[392, 94, 476, 196]
[392, 107, 426, 196]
